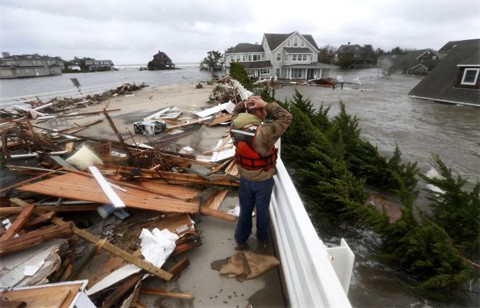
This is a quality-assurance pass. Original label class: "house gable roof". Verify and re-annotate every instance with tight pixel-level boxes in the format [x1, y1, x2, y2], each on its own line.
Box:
[263, 32, 319, 51]
[391, 49, 438, 71]
[408, 39, 480, 106]
[336, 44, 362, 54]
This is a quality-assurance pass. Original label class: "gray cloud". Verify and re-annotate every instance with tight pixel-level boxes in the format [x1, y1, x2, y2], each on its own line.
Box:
[0, 0, 479, 64]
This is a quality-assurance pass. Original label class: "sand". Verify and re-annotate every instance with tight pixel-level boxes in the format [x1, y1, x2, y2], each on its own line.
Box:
[37, 82, 219, 144]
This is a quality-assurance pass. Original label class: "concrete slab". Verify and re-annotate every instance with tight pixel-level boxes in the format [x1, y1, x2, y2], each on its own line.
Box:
[139, 192, 287, 308]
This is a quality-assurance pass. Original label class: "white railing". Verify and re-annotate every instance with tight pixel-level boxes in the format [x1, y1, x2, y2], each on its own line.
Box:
[271, 158, 354, 308]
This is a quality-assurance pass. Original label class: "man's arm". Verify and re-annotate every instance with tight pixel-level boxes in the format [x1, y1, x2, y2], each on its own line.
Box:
[255, 102, 292, 155]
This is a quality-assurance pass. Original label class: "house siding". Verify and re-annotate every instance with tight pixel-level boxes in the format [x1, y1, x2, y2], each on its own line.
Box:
[225, 31, 335, 80]
[0, 54, 63, 79]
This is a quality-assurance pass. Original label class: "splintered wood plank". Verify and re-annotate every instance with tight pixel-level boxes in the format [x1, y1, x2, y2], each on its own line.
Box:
[0, 282, 83, 308]
[140, 288, 194, 300]
[96, 165, 239, 187]
[68, 223, 173, 281]
[17, 173, 199, 214]
[0, 205, 97, 215]
[204, 189, 229, 211]
[134, 180, 199, 200]
[0, 203, 36, 241]
[0, 222, 72, 256]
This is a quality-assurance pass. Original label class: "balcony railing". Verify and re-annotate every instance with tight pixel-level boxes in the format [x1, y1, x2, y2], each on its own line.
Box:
[271, 158, 354, 307]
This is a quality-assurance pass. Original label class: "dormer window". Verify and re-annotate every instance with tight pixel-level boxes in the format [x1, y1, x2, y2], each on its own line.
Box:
[461, 68, 479, 85]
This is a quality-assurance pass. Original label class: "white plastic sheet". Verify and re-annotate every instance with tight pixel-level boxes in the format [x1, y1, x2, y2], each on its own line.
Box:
[139, 228, 179, 268]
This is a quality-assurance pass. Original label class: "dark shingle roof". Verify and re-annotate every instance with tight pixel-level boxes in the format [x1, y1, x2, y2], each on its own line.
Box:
[391, 49, 438, 71]
[226, 43, 264, 53]
[264, 32, 319, 51]
[408, 39, 480, 106]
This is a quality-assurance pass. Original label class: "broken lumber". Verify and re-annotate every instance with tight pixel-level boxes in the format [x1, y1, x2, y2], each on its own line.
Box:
[140, 288, 194, 300]
[17, 172, 199, 214]
[50, 217, 173, 281]
[0, 222, 72, 256]
[0, 203, 36, 241]
[199, 206, 237, 223]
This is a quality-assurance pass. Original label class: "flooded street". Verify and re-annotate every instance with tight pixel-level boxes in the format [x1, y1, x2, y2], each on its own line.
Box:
[276, 69, 480, 307]
[276, 69, 480, 186]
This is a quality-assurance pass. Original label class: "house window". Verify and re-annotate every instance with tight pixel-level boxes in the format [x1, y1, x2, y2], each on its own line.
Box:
[276, 53, 281, 62]
[461, 68, 479, 85]
[292, 69, 302, 78]
[293, 37, 298, 47]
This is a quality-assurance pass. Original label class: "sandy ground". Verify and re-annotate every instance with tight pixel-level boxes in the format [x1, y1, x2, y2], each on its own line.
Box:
[35, 82, 219, 145]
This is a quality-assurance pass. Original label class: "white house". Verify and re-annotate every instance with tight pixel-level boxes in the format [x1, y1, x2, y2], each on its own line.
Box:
[224, 31, 336, 80]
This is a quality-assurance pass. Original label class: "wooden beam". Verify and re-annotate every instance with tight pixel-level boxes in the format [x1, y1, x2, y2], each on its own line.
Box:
[0, 205, 96, 215]
[0, 222, 72, 256]
[0, 203, 36, 241]
[140, 288, 194, 300]
[199, 206, 237, 223]
[50, 217, 173, 281]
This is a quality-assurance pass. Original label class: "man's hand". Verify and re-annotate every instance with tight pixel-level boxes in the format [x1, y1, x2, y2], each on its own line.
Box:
[245, 96, 268, 110]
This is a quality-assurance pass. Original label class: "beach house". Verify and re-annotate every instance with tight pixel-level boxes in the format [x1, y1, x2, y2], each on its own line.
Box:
[224, 31, 336, 80]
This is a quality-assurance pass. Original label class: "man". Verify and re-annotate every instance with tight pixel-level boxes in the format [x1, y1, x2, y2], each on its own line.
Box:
[230, 95, 292, 250]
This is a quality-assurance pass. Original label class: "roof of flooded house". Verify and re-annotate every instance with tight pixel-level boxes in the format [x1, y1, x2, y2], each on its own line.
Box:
[408, 39, 480, 106]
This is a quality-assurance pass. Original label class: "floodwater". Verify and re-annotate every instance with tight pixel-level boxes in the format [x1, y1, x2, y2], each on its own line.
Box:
[275, 69, 480, 308]
[275, 69, 480, 187]
[1, 67, 479, 307]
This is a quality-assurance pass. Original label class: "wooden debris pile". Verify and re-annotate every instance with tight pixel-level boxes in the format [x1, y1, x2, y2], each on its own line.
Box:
[207, 76, 244, 106]
[0, 80, 244, 306]
[0, 82, 147, 120]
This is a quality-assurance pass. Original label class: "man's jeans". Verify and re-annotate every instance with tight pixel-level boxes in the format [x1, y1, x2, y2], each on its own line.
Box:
[234, 177, 275, 244]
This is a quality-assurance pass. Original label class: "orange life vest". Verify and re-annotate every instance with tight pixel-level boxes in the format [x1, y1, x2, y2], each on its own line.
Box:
[230, 127, 278, 171]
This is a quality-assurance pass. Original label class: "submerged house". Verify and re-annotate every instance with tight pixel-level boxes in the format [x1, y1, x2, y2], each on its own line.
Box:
[408, 39, 480, 107]
[334, 43, 376, 68]
[0, 52, 63, 79]
[224, 31, 336, 80]
[148, 50, 175, 70]
[390, 49, 440, 75]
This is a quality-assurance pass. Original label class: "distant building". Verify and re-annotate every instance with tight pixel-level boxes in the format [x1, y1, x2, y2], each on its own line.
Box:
[224, 31, 335, 80]
[0, 53, 63, 79]
[390, 49, 440, 75]
[84, 59, 114, 71]
[148, 51, 175, 70]
[334, 43, 376, 68]
[408, 39, 480, 107]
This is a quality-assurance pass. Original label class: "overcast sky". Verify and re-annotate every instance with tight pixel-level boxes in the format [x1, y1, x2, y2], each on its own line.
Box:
[1, 0, 479, 65]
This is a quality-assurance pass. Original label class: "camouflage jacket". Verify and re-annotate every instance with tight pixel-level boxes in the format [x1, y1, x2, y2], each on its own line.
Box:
[231, 101, 292, 181]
